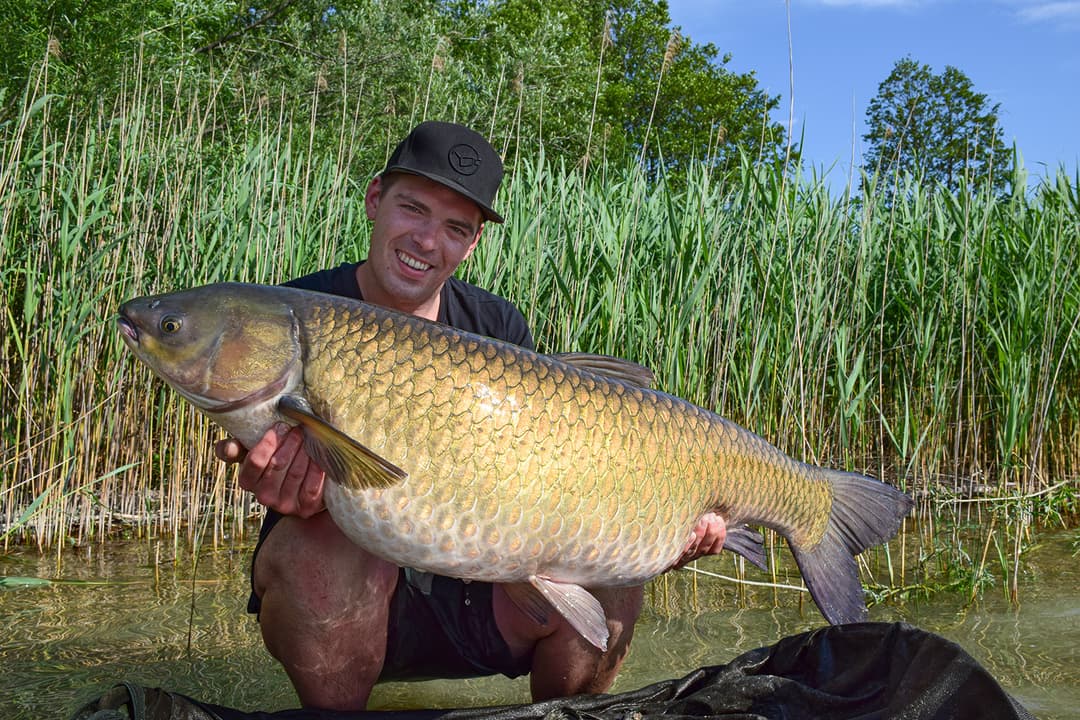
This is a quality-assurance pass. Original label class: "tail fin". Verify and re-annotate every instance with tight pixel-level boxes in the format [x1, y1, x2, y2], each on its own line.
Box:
[790, 469, 913, 624]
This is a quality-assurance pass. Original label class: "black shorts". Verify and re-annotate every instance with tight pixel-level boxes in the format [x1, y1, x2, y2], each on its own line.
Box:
[247, 511, 531, 681]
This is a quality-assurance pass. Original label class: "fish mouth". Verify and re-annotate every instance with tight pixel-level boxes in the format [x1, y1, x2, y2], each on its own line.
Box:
[116, 314, 139, 344]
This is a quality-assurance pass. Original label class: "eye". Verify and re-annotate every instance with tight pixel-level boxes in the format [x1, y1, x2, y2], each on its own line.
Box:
[447, 224, 473, 242]
[160, 315, 183, 334]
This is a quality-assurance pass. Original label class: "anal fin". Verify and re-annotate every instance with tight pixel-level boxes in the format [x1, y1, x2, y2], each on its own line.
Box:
[723, 525, 768, 571]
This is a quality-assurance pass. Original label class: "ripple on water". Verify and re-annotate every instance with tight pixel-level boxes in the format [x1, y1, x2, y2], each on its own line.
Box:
[1, 529, 1077, 719]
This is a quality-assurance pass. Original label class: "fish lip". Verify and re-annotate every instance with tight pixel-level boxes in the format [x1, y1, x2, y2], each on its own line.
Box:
[116, 314, 139, 344]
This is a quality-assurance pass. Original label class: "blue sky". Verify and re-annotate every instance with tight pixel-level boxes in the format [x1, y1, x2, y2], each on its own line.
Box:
[666, 0, 1079, 188]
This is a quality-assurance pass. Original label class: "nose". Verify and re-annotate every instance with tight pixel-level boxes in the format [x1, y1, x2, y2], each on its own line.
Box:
[412, 219, 440, 251]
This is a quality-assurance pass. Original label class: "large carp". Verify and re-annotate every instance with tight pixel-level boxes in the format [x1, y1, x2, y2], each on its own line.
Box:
[117, 282, 912, 650]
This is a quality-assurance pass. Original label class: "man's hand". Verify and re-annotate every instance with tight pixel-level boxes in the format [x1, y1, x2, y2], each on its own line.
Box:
[215, 423, 326, 518]
[671, 512, 727, 569]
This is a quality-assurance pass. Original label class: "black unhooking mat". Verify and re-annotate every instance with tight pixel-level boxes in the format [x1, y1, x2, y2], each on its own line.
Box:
[70, 622, 1035, 720]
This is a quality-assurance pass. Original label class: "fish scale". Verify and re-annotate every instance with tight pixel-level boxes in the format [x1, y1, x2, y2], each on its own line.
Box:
[303, 296, 816, 582]
[117, 282, 913, 650]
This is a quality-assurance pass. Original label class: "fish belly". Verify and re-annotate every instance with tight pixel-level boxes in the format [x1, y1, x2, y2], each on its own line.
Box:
[323, 476, 692, 587]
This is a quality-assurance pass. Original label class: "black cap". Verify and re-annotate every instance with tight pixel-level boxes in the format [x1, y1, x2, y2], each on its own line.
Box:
[383, 121, 505, 223]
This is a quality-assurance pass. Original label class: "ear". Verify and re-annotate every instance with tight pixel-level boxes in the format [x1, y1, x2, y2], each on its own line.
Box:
[461, 222, 484, 261]
[364, 176, 384, 220]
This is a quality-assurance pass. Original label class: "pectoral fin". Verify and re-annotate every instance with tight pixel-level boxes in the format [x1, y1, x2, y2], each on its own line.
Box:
[527, 575, 609, 651]
[277, 394, 407, 490]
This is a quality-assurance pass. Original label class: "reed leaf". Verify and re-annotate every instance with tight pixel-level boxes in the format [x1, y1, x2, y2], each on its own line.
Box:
[0, 60, 1076, 612]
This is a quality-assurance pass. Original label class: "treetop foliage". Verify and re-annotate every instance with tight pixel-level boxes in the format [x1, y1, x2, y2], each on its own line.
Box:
[0, 0, 790, 181]
[863, 56, 1010, 195]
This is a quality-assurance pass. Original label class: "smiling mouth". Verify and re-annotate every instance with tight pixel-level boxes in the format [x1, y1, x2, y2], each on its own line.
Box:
[396, 250, 432, 272]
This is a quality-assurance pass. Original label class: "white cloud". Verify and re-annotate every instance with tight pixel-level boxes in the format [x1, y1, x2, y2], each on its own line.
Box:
[803, 0, 1080, 24]
[1013, 1, 1080, 22]
[807, 0, 927, 6]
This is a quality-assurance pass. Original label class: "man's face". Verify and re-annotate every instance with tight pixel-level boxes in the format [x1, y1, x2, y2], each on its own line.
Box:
[360, 172, 485, 316]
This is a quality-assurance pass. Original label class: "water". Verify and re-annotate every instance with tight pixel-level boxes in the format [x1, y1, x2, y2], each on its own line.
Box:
[1, 528, 1076, 719]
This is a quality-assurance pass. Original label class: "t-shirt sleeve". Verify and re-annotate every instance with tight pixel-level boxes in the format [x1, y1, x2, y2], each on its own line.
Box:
[283, 262, 361, 297]
[442, 278, 536, 351]
[499, 303, 535, 351]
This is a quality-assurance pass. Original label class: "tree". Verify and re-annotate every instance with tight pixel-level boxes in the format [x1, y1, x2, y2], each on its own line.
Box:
[600, 1, 787, 176]
[440, 0, 787, 175]
[1, 0, 786, 181]
[0, 0, 179, 110]
[863, 57, 1009, 194]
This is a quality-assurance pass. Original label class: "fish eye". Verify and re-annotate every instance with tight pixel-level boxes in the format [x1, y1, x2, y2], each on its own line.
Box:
[160, 315, 183, 334]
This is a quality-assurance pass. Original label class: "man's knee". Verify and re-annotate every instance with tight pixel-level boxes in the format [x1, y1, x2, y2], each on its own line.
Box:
[596, 585, 644, 653]
[522, 585, 645, 701]
[253, 512, 396, 615]
[251, 512, 399, 709]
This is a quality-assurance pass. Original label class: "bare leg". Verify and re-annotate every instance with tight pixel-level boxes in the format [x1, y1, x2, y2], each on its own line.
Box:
[253, 512, 399, 710]
[493, 583, 644, 701]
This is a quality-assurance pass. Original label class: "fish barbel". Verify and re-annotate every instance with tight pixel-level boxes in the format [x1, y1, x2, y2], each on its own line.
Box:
[117, 282, 912, 650]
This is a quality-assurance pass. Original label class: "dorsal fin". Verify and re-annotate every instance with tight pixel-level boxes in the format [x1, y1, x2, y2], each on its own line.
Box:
[553, 353, 655, 388]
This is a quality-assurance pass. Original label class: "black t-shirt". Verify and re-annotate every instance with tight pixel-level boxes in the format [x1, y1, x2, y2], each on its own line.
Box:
[285, 261, 535, 351]
[248, 261, 535, 622]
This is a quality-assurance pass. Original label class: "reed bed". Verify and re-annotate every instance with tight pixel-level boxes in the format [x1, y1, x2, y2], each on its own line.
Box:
[1, 62, 1078, 600]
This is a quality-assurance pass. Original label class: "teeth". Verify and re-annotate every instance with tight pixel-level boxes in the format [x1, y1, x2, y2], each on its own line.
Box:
[397, 251, 431, 271]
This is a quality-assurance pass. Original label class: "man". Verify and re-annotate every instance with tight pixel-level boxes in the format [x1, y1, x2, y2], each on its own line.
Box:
[215, 121, 727, 711]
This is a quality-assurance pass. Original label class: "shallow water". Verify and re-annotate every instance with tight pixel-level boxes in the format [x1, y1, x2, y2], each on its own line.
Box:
[1, 527, 1076, 719]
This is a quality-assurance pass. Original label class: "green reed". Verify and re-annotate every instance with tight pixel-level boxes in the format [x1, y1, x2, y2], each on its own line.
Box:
[1, 59, 1078, 604]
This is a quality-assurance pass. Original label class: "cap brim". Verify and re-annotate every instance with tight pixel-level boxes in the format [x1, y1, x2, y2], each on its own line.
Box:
[385, 166, 504, 224]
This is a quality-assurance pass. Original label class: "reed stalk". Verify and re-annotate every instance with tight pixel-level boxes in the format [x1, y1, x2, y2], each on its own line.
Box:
[1, 57, 1077, 604]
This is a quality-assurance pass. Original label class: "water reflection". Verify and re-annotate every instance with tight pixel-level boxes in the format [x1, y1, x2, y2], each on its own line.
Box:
[0, 530, 1076, 719]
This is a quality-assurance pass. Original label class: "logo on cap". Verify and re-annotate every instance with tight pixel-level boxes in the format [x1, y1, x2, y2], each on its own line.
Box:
[448, 144, 481, 176]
